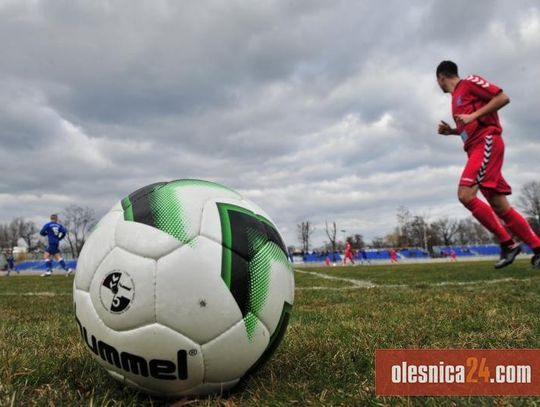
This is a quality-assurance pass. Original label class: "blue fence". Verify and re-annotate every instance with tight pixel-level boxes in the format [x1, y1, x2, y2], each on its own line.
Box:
[5, 244, 534, 268]
[14, 260, 77, 272]
[300, 248, 429, 262]
[300, 244, 533, 263]
[436, 243, 533, 257]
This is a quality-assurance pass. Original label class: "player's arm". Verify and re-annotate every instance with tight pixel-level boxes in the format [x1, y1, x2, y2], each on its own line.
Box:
[40, 224, 48, 236]
[438, 120, 460, 136]
[58, 225, 67, 240]
[456, 91, 510, 125]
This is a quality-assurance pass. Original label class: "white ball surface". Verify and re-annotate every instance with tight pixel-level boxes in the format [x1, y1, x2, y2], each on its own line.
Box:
[73, 179, 294, 396]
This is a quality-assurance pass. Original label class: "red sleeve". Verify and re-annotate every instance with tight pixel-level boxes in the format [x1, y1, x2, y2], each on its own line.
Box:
[464, 75, 502, 102]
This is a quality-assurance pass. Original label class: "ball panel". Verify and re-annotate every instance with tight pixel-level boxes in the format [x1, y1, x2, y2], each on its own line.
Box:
[109, 201, 123, 213]
[199, 197, 240, 252]
[238, 198, 275, 225]
[199, 197, 295, 339]
[201, 317, 270, 382]
[189, 379, 240, 396]
[89, 247, 156, 331]
[239, 198, 289, 256]
[74, 290, 204, 396]
[115, 218, 183, 260]
[200, 198, 274, 261]
[249, 242, 295, 336]
[115, 373, 224, 398]
[121, 180, 242, 246]
[200, 197, 288, 261]
[162, 181, 241, 244]
[75, 209, 122, 292]
[155, 236, 243, 344]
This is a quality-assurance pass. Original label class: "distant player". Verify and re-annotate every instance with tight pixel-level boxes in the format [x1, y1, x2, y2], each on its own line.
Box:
[436, 60, 540, 269]
[6, 252, 17, 276]
[450, 249, 457, 262]
[360, 249, 371, 265]
[325, 255, 331, 267]
[389, 248, 398, 264]
[40, 214, 72, 277]
[342, 241, 355, 265]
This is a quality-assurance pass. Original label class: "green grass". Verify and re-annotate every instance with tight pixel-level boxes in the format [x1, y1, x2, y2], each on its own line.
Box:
[316, 258, 539, 285]
[2, 260, 540, 406]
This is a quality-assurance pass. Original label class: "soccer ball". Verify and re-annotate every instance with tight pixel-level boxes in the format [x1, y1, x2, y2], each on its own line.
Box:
[73, 179, 294, 396]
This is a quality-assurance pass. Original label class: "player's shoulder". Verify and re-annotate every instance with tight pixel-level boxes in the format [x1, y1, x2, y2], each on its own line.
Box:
[463, 74, 491, 89]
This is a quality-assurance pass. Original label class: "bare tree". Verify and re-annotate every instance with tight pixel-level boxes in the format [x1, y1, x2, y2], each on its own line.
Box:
[384, 231, 400, 248]
[0, 224, 17, 250]
[455, 218, 492, 245]
[431, 217, 459, 246]
[62, 205, 97, 257]
[348, 233, 365, 250]
[9, 217, 38, 250]
[371, 236, 385, 248]
[518, 181, 540, 233]
[297, 221, 315, 253]
[396, 205, 412, 247]
[325, 221, 337, 261]
[408, 215, 429, 249]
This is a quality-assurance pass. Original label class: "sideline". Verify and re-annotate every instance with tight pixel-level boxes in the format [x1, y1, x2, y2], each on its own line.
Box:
[295, 269, 375, 288]
[295, 269, 533, 290]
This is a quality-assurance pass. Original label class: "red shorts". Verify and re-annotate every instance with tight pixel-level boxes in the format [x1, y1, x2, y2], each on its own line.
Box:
[459, 134, 512, 196]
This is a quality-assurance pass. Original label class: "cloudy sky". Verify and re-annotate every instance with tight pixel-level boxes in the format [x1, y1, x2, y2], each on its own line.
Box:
[1, 0, 539, 248]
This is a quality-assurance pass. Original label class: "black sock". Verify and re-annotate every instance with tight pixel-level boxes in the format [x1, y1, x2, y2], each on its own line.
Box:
[501, 239, 515, 248]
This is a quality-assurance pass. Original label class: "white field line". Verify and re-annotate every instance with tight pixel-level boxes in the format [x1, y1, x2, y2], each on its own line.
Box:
[295, 269, 533, 290]
[295, 269, 375, 289]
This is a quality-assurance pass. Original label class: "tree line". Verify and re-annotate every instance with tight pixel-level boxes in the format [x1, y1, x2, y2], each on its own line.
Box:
[297, 181, 540, 254]
[0, 205, 96, 258]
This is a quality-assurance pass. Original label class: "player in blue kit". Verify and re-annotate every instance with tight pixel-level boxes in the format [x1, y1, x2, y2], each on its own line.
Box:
[6, 252, 17, 276]
[40, 214, 73, 277]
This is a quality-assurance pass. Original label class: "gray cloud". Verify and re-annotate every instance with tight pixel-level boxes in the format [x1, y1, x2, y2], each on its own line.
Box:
[1, 0, 539, 247]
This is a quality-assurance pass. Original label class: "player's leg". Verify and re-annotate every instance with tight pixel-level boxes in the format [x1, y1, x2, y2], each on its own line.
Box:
[477, 135, 540, 268]
[458, 138, 519, 268]
[458, 185, 519, 268]
[54, 252, 73, 276]
[41, 251, 53, 277]
[483, 189, 540, 268]
[459, 185, 512, 242]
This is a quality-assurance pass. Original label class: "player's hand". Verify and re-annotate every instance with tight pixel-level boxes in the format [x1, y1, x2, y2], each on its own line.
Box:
[438, 120, 454, 135]
[455, 113, 475, 125]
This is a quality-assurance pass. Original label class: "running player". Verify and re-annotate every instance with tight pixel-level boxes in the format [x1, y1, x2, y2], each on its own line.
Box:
[360, 249, 371, 265]
[6, 252, 17, 276]
[342, 240, 355, 265]
[436, 60, 540, 269]
[40, 214, 73, 277]
[450, 249, 457, 262]
[389, 248, 398, 264]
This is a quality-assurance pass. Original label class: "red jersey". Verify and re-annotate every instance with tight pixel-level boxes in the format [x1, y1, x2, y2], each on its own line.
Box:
[451, 75, 503, 151]
[345, 242, 352, 253]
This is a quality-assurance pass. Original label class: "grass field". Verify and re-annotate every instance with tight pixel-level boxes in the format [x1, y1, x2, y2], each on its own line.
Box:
[2, 259, 540, 406]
